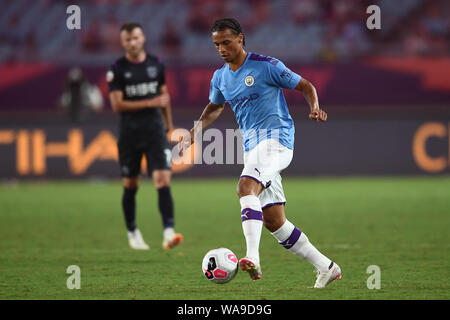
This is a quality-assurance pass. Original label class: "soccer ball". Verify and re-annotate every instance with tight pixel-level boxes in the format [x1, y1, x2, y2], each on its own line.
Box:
[202, 248, 238, 284]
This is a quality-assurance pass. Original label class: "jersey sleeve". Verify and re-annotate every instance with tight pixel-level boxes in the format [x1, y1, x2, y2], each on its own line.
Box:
[266, 58, 301, 90]
[106, 63, 122, 92]
[208, 71, 226, 105]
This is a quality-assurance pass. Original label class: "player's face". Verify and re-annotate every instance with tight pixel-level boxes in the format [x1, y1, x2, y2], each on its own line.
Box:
[212, 29, 244, 63]
[120, 28, 146, 56]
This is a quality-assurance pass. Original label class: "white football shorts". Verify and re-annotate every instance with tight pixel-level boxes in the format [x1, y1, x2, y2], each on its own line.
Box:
[240, 138, 293, 209]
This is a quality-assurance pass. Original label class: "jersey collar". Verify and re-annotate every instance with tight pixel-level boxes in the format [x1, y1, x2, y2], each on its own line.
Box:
[227, 51, 251, 74]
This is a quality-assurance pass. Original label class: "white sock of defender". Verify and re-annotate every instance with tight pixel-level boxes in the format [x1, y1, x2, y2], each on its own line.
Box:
[271, 220, 332, 272]
[240, 195, 263, 264]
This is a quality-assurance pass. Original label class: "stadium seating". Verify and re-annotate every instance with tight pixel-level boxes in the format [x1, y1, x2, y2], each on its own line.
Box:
[1, 0, 444, 65]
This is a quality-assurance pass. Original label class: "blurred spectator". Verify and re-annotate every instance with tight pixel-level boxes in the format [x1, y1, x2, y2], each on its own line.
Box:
[161, 22, 181, 57]
[341, 22, 368, 55]
[419, 2, 448, 55]
[81, 20, 103, 53]
[5, 13, 25, 47]
[23, 31, 37, 60]
[187, 0, 215, 33]
[102, 17, 122, 53]
[404, 24, 430, 56]
[0, 0, 448, 64]
[320, 0, 369, 60]
[403, 0, 449, 56]
[291, 0, 322, 25]
[59, 67, 104, 122]
[187, 0, 224, 33]
[319, 36, 337, 62]
[422, 2, 448, 36]
[246, 0, 271, 31]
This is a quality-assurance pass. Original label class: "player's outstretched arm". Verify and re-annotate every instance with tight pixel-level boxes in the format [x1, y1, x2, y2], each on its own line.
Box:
[109, 90, 170, 112]
[295, 78, 327, 122]
[178, 102, 224, 150]
[188, 102, 224, 139]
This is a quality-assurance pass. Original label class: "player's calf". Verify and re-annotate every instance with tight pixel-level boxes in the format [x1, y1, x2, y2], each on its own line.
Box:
[271, 219, 341, 287]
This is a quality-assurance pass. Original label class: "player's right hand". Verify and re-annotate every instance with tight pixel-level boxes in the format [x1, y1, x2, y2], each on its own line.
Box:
[309, 108, 327, 122]
[151, 93, 170, 108]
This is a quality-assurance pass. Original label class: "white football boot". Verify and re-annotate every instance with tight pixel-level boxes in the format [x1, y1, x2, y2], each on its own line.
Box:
[239, 257, 262, 280]
[162, 227, 183, 250]
[314, 261, 342, 288]
[127, 229, 150, 250]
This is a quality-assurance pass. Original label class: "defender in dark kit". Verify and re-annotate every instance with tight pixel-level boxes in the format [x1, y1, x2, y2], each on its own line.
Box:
[107, 22, 183, 250]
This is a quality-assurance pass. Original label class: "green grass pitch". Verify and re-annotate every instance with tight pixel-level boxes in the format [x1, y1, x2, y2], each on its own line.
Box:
[0, 177, 449, 300]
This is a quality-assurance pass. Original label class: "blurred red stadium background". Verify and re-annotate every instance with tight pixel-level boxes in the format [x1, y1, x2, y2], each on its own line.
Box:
[0, 0, 449, 178]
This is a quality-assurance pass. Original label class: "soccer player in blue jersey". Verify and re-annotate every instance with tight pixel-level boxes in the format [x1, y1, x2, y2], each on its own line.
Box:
[181, 18, 341, 288]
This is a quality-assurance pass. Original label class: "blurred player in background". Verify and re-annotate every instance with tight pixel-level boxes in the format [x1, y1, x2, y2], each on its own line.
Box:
[59, 67, 104, 122]
[107, 22, 183, 250]
[180, 18, 341, 288]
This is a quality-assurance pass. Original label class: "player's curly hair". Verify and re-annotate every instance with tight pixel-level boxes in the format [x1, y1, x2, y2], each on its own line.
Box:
[211, 18, 246, 46]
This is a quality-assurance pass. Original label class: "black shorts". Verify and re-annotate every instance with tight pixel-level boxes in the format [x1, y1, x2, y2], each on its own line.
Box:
[118, 131, 171, 178]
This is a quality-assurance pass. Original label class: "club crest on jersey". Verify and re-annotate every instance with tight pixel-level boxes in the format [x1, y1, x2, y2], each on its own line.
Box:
[124, 72, 132, 79]
[146, 66, 157, 78]
[245, 75, 255, 87]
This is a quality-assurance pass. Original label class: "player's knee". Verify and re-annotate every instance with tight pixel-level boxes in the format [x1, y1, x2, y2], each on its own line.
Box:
[152, 170, 171, 189]
[154, 174, 170, 188]
[236, 183, 253, 198]
[153, 175, 170, 189]
[154, 179, 170, 189]
[123, 178, 139, 189]
[263, 218, 284, 233]
[236, 178, 261, 198]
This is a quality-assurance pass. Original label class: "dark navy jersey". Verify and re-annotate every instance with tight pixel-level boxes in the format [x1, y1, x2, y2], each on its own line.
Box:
[107, 53, 166, 134]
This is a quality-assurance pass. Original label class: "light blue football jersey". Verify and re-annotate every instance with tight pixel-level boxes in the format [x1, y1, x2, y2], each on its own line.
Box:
[209, 52, 301, 151]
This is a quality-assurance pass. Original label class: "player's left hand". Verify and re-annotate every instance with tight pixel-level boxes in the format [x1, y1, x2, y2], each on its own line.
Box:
[309, 108, 327, 122]
[177, 130, 194, 156]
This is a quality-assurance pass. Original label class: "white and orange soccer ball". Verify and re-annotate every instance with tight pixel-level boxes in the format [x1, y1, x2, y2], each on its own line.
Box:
[202, 248, 238, 284]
